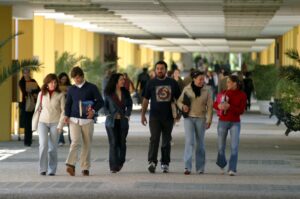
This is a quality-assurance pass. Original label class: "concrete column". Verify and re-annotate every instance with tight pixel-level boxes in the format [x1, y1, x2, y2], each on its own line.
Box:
[0, 5, 13, 141]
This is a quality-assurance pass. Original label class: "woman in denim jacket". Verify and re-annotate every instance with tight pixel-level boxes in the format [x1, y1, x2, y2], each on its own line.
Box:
[104, 73, 133, 173]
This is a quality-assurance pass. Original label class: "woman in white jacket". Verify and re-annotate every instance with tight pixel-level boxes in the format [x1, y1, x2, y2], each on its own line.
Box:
[34, 74, 65, 176]
[177, 70, 213, 175]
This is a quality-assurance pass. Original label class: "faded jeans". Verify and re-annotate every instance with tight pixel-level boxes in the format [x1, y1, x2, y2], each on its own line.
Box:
[183, 117, 206, 172]
[216, 120, 241, 172]
[38, 122, 59, 174]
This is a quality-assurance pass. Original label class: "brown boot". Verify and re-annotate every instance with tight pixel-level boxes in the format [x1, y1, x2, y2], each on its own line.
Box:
[66, 164, 75, 176]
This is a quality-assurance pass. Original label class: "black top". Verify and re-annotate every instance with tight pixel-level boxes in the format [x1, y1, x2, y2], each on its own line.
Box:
[143, 77, 181, 120]
[18, 77, 40, 104]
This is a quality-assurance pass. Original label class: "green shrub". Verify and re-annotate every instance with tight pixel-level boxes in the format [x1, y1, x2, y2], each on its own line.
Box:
[252, 64, 279, 100]
[276, 66, 300, 114]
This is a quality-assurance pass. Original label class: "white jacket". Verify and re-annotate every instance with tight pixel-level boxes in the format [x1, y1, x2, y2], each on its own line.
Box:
[34, 91, 65, 129]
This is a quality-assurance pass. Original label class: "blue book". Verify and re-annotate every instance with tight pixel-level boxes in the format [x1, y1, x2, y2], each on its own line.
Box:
[79, 100, 94, 117]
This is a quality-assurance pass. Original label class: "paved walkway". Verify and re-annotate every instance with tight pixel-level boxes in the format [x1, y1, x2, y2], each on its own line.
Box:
[1, 110, 300, 199]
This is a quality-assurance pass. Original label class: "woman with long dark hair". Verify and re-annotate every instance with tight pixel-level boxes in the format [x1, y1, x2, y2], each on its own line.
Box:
[34, 73, 65, 175]
[214, 75, 247, 176]
[57, 72, 72, 146]
[104, 73, 133, 173]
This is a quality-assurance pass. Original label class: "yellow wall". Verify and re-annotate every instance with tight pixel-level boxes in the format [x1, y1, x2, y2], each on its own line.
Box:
[281, 25, 300, 66]
[55, 23, 64, 56]
[33, 16, 102, 85]
[259, 42, 275, 65]
[33, 16, 45, 85]
[64, 25, 73, 53]
[117, 38, 142, 69]
[44, 19, 55, 75]
[18, 20, 33, 60]
[251, 52, 257, 61]
[0, 5, 13, 141]
[86, 31, 94, 59]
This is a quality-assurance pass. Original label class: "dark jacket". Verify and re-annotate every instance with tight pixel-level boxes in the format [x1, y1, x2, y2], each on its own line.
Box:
[104, 88, 133, 128]
[65, 81, 104, 119]
[18, 77, 40, 108]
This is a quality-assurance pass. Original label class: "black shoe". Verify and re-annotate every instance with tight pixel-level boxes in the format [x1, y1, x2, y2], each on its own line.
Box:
[82, 170, 89, 176]
[148, 162, 156, 173]
[184, 169, 191, 175]
[48, 173, 55, 176]
[117, 164, 123, 172]
[40, 172, 46, 176]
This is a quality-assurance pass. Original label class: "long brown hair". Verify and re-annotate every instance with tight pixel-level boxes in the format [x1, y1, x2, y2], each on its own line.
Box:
[41, 73, 61, 95]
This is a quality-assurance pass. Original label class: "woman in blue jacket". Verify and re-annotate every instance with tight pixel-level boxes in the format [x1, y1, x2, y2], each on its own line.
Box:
[104, 73, 133, 173]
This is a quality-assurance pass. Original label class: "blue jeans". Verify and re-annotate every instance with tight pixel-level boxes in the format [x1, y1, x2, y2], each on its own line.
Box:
[38, 122, 59, 174]
[183, 117, 206, 172]
[216, 121, 241, 172]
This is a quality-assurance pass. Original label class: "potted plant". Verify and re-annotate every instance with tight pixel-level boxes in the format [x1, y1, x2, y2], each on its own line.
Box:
[269, 49, 300, 135]
[252, 64, 279, 114]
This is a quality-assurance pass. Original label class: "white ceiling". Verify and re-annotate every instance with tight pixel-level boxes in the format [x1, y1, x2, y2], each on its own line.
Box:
[1, 0, 300, 53]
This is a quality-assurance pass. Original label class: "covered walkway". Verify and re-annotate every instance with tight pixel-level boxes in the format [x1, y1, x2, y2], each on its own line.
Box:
[1, 110, 300, 199]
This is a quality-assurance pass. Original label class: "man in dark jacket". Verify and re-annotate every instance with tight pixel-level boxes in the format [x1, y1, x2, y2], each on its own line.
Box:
[64, 67, 104, 176]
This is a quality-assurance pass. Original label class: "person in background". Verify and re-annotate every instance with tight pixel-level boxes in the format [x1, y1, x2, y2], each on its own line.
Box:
[64, 66, 104, 176]
[136, 67, 150, 104]
[35, 74, 65, 176]
[19, 68, 40, 147]
[214, 75, 247, 176]
[58, 72, 72, 146]
[183, 68, 195, 87]
[177, 70, 213, 175]
[141, 61, 181, 173]
[218, 70, 230, 93]
[123, 73, 135, 94]
[104, 73, 133, 173]
[205, 71, 218, 101]
[243, 72, 254, 110]
[172, 68, 184, 92]
[102, 69, 112, 97]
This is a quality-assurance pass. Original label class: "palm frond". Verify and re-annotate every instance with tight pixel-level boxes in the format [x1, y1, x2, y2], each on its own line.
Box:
[285, 49, 300, 64]
[55, 51, 87, 75]
[0, 59, 41, 85]
[279, 65, 300, 86]
[0, 32, 23, 49]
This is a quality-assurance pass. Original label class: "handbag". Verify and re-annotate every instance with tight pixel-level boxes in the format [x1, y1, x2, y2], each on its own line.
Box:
[181, 93, 191, 118]
[25, 94, 36, 112]
[32, 93, 43, 131]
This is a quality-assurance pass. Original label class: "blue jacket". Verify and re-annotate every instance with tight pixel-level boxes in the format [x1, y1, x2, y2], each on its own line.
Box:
[104, 88, 133, 127]
[65, 81, 104, 119]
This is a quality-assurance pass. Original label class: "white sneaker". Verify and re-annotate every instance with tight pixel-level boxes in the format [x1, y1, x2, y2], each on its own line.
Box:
[161, 164, 169, 173]
[228, 170, 236, 176]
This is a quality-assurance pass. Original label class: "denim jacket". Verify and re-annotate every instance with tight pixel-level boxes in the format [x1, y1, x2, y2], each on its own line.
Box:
[104, 89, 133, 128]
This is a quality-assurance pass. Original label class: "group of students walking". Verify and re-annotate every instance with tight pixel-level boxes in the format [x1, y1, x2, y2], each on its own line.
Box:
[19, 60, 246, 177]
